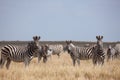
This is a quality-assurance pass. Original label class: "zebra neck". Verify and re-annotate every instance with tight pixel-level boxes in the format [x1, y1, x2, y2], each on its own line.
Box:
[28, 47, 35, 57]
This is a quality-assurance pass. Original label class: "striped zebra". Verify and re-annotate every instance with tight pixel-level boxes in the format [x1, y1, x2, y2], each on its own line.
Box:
[0, 36, 40, 69]
[107, 45, 117, 61]
[37, 44, 52, 63]
[107, 45, 119, 61]
[114, 43, 120, 58]
[92, 36, 105, 65]
[48, 44, 64, 58]
[65, 41, 95, 66]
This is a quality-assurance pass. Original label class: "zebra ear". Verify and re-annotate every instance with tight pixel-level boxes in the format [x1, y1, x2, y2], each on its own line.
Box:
[96, 36, 99, 40]
[101, 36, 103, 40]
[66, 40, 72, 44]
[33, 36, 35, 40]
[33, 36, 40, 40]
[38, 36, 41, 40]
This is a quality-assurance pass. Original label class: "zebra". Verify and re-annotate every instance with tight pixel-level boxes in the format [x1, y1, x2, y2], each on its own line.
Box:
[0, 36, 40, 69]
[107, 45, 117, 61]
[114, 43, 120, 58]
[65, 41, 95, 66]
[48, 44, 64, 58]
[37, 44, 52, 63]
[92, 36, 105, 65]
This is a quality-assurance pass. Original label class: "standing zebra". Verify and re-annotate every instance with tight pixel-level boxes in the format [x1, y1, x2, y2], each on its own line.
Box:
[114, 43, 120, 58]
[92, 36, 105, 65]
[65, 41, 95, 66]
[37, 44, 52, 63]
[107, 45, 117, 61]
[0, 36, 40, 69]
[48, 44, 63, 58]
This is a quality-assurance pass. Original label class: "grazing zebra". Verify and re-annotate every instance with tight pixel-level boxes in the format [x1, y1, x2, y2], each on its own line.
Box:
[0, 36, 40, 69]
[48, 44, 63, 58]
[65, 41, 95, 66]
[92, 36, 105, 65]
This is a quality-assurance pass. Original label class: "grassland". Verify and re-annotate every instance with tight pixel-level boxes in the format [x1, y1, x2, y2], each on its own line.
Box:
[0, 52, 120, 80]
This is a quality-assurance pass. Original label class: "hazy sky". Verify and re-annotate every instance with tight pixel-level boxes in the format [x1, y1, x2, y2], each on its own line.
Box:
[0, 0, 120, 41]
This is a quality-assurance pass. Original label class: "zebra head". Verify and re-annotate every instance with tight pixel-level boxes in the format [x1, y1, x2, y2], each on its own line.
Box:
[65, 40, 75, 53]
[107, 45, 112, 56]
[96, 35, 103, 50]
[47, 49, 53, 57]
[33, 36, 40, 48]
[41, 44, 52, 57]
[27, 36, 40, 53]
[108, 45, 112, 51]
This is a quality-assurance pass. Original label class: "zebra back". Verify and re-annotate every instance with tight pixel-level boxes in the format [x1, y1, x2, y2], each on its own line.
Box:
[49, 44, 63, 57]
[76, 46, 95, 60]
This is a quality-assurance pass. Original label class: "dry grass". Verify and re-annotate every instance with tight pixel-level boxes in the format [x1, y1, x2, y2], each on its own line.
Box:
[0, 52, 120, 80]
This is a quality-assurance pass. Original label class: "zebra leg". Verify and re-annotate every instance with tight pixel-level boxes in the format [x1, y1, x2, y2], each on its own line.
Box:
[38, 56, 42, 63]
[0, 57, 6, 68]
[6, 58, 11, 69]
[43, 56, 47, 63]
[72, 59, 76, 66]
[57, 54, 60, 58]
[93, 59, 96, 65]
[111, 56, 113, 60]
[38, 52, 42, 63]
[92, 56, 97, 65]
[101, 57, 105, 65]
[0, 58, 2, 66]
[98, 57, 102, 65]
[24, 58, 30, 67]
[98, 56, 103, 65]
[77, 59, 80, 66]
[102, 60, 104, 65]
[93, 58, 97, 65]
[98, 58, 101, 65]
[107, 55, 110, 62]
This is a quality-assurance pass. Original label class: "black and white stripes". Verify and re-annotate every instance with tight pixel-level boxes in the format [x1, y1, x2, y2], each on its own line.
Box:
[37, 44, 51, 63]
[65, 35, 105, 66]
[0, 36, 40, 69]
[92, 36, 105, 65]
[65, 41, 95, 66]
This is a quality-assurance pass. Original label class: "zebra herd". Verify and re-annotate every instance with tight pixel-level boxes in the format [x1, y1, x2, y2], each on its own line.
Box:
[0, 35, 120, 69]
[64, 36, 105, 66]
